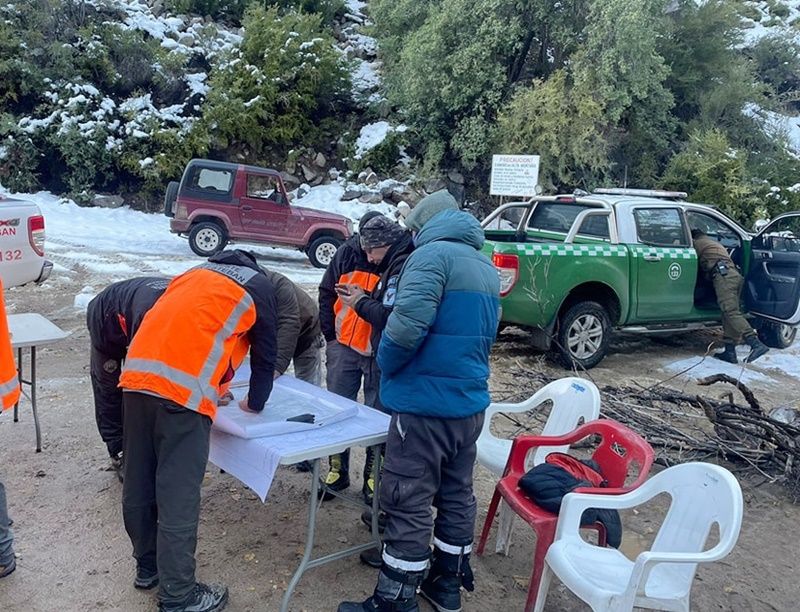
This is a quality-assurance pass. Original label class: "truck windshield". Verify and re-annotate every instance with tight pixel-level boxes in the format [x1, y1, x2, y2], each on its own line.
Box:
[528, 203, 608, 238]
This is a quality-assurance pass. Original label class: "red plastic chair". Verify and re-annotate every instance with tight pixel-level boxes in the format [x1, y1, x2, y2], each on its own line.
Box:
[476, 419, 655, 612]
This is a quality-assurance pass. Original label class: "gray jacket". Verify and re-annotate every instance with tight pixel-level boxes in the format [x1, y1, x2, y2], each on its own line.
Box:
[263, 269, 321, 374]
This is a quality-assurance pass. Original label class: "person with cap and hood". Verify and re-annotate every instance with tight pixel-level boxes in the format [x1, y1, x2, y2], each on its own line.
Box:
[317, 211, 383, 499]
[336, 214, 414, 511]
[338, 191, 500, 612]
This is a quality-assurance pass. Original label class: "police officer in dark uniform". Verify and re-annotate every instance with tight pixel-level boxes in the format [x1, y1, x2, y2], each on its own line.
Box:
[87, 277, 170, 479]
[691, 228, 769, 363]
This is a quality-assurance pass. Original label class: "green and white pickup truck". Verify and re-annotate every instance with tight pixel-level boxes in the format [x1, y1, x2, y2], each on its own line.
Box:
[481, 188, 800, 369]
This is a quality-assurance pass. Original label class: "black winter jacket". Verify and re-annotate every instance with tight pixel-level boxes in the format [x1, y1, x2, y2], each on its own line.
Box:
[86, 277, 170, 357]
[318, 234, 378, 342]
[352, 232, 414, 349]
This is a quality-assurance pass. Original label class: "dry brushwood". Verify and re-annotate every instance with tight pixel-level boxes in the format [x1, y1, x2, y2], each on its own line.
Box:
[493, 366, 800, 500]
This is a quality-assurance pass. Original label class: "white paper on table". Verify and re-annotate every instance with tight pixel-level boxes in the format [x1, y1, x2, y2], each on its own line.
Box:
[209, 429, 280, 502]
[212, 369, 358, 439]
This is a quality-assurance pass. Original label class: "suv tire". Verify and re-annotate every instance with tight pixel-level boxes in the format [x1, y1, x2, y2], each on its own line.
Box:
[307, 236, 342, 268]
[189, 222, 227, 257]
[551, 301, 611, 370]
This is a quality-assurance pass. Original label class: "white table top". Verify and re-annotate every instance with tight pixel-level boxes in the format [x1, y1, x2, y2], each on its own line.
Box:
[209, 380, 390, 501]
[7, 313, 70, 348]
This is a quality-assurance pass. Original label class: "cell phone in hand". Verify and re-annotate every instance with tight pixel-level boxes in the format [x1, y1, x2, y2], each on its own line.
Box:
[335, 285, 351, 296]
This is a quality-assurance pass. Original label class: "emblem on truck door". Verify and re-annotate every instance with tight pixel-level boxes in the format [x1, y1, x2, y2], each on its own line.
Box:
[668, 263, 682, 280]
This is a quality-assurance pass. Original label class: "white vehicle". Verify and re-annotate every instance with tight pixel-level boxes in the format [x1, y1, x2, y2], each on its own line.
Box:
[0, 197, 52, 288]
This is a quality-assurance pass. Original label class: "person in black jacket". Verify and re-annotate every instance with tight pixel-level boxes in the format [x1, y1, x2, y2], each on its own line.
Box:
[87, 277, 170, 480]
[317, 211, 383, 497]
[336, 215, 414, 504]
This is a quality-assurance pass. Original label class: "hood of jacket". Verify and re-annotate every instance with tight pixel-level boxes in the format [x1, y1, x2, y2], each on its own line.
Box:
[208, 248, 261, 271]
[414, 209, 484, 251]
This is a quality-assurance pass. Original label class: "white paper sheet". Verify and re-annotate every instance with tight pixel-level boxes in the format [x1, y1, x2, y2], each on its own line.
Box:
[213, 371, 358, 439]
[209, 403, 390, 501]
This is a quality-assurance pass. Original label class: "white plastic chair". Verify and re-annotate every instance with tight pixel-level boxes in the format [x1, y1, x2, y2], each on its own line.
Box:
[534, 462, 744, 612]
[477, 377, 601, 554]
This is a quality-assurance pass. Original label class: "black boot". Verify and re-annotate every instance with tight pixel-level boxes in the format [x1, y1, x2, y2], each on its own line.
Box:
[419, 545, 474, 612]
[338, 564, 424, 612]
[745, 335, 769, 363]
[713, 343, 738, 364]
[320, 450, 350, 501]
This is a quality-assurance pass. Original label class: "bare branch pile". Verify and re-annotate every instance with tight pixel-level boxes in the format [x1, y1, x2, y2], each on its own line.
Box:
[493, 367, 800, 500]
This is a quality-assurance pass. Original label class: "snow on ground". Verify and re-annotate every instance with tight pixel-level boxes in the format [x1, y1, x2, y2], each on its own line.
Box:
[7, 181, 399, 301]
[7, 181, 800, 387]
[662, 339, 800, 389]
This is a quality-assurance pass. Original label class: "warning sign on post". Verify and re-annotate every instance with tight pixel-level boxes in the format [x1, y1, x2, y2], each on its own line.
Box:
[490, 155, 540, 197]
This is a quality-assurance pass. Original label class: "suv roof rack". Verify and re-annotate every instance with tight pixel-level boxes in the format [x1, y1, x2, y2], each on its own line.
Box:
[593, 187, 688, 200]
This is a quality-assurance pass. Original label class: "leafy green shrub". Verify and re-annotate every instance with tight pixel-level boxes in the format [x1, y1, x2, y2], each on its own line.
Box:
[748, 34, 800, 99]
[0, 115, 41, 193]
[349, 130, 410, 175]
[659, 128, 761, 225]
[271, 0, 348, 24]
[493, 71, 609, 192]
[201, 5, 350, 153]
[167, 0, 250, 25]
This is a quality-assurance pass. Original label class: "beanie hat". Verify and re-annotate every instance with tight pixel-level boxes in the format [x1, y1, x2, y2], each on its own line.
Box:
[404, 190, 458, 233]
[358, 210, 384, 233]
[359, 215, 407, 249]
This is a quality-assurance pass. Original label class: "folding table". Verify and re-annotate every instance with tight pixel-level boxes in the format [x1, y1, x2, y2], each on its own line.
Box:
[7, 313, 70, 452]
[209, 386, 390, 612]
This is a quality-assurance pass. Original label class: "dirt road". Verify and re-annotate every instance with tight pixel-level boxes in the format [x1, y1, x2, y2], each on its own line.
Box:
[2, 278, 798, 612]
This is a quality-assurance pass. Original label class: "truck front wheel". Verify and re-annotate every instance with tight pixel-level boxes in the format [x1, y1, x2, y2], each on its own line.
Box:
[188, 222, 227, 257]
[307, 236, 341, 268]
[552, 301, 611, 370]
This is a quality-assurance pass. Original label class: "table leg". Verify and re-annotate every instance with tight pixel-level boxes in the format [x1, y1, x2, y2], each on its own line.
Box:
[31, 347, 41, 452]
[281, 458, 322, 612]
[280, 444, 385, 612]
[13, 348, 21, 423]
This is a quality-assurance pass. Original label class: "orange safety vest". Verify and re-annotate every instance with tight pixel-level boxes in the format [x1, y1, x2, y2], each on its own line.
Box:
[0, 277, 21, 411]
[119, 267, 258, 421]
[334, 269, 379, 356]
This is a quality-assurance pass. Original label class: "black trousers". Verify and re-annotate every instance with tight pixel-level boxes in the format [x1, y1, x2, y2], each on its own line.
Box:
[90, 344, 125, 457]
[380, 411, 484, 561]
[122, 392, 211, 605]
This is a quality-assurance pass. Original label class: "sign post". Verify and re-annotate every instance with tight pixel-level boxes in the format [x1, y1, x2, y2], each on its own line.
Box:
[490, 155, 540, 198]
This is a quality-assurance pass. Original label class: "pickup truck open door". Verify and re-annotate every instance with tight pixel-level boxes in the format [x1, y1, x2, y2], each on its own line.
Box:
[744, 212, 800, 326]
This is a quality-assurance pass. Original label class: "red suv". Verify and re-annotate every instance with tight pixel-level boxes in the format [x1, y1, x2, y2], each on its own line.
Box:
[166, 159, 352, 267]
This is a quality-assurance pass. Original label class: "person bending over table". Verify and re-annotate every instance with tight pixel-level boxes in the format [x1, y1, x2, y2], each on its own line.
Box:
[119, 249, 278, 612]
[86, 277, 170, 481]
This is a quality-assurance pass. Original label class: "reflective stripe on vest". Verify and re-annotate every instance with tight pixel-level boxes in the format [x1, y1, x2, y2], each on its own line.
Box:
[1, 276, 20, 410]
[1, 375, 20, 410]
[124, 291, 254, 413]
[334, 269, 378, 355]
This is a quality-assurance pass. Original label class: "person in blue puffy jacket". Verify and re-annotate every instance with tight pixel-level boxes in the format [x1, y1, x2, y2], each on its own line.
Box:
[338, 190, 500, 612]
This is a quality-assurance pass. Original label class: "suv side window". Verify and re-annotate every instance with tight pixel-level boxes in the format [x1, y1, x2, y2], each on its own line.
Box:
[193, 168, 233, 193]
[246, 174, 282, 202]
[634, 208, 688, 246]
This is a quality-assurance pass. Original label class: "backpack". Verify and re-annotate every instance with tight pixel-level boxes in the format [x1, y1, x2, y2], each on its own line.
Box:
[518, 452, 622, 548]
